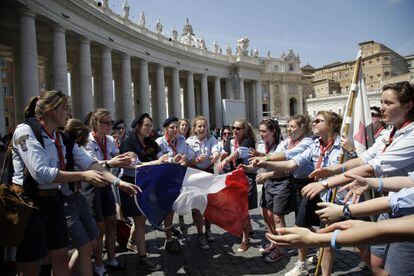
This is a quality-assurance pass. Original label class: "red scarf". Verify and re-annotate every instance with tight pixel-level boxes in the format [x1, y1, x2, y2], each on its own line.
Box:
[374, 126, 385, 139]
[42, 126, 66, 170]
[288, 136, 303, 150]
[315, 138, 335, 169]
[265, 141, 276, 154]
[382, 120, 412, 153]
[165, 134, 177, 156]
[93, 132, 108, 160]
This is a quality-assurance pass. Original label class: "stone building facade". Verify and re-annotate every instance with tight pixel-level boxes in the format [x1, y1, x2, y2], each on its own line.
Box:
[0, 0, 307, 135]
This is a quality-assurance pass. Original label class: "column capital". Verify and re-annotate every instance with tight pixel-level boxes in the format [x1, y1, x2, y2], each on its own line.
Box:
[20, 7, 36, 17]
[79, 36, 90, 44]
[139, 59, 148, 66]
[122, 53, 130, 60]
[53, 24, 65, 33]
[101, 45, 111, 53]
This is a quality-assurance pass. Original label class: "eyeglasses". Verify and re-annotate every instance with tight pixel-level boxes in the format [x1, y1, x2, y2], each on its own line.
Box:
[231, 126, 244, 131]
[371, 113, 381, 118]
[100, 120, 114, 126]
[312, 119, 326, 125]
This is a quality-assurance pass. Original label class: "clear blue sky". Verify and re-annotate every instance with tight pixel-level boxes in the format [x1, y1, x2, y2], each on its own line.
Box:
[108, 0, 414, 68]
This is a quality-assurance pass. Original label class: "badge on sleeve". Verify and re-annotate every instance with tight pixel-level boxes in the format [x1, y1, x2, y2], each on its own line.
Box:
[16, 134, 29, 152]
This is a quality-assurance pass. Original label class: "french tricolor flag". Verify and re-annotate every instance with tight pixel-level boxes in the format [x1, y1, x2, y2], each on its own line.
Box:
[134, 164, 249, 236]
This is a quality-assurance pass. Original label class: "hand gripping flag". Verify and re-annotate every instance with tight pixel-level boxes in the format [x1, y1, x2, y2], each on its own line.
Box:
[134, 163, 249, 236]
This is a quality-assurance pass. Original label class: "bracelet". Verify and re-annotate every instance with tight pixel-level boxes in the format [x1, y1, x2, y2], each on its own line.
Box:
[341, 165, 346, 174]
[112, 178, 121, 188]
[377, 177, 383, 193]
[265, 155, 271, 161]
[330, 229, 342, 249]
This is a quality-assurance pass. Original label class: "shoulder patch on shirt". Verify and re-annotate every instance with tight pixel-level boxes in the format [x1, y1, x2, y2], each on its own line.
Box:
[16, 134, 29, 152]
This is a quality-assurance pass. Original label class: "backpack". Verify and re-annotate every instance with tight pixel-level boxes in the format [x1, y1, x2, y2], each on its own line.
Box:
[0, 118, 75, 247]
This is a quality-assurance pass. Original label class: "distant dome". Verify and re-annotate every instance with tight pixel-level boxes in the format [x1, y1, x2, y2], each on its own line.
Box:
[182, 18, 194, 36]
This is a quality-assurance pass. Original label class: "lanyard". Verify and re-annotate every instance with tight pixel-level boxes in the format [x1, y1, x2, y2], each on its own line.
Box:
[42, 126, 66, 170]
[382, 120, 411, 153]
[315, 138, 334, 169]
[93, 132, 108, 160]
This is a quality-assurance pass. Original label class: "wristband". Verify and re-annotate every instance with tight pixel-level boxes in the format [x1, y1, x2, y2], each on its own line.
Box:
[341, 165, 346, 174]
[377, 177, 383, 193]
[330, 229, 342, 249]
[265, 155, 271, 161]
[112, 178, 121, 188]
[104, 162, 111, 170]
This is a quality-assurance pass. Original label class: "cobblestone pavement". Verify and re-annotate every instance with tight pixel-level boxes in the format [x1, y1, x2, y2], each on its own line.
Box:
[111, 185, 370, 276]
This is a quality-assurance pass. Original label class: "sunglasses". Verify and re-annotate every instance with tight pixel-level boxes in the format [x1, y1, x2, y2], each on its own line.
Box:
[100, 120, 114, 126]
[115, 126, 125, 131]
[312, 119, 326, 125]
[231, 126, 244, 131]
[222, 132, 231, 136]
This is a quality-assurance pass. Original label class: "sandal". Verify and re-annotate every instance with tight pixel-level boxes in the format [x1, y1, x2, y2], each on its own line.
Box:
[237, 241, 250, 253]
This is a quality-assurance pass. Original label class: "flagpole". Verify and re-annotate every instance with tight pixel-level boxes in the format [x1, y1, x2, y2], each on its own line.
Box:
[314, 53, 362, 276]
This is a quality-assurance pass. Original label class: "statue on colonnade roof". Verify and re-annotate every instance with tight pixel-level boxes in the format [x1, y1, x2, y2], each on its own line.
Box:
[236, 37, 249, 57]
[139, 11, 146, 27]
[155, 18, 163, 34]
[172, 27, 178, 40]
[122, 1, 130, 19]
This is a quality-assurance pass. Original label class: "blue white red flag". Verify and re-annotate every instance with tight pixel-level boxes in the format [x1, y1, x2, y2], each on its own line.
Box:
[134, 164, 249, 236]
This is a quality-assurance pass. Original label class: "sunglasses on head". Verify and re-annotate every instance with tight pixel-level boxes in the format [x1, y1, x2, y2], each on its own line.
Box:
[312, 119, 326, 125]
[231, 126, 244, 131]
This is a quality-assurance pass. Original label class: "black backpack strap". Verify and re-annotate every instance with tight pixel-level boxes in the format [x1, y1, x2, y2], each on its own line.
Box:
[22, 118, 44, 201]
[1, 142, 14, 185]
[61, 132, 76, 192]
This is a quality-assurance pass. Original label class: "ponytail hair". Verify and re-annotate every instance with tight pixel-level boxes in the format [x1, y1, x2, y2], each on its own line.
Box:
[24, 96, 39, 119]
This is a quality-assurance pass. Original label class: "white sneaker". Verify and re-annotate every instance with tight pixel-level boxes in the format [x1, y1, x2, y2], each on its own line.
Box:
[284, 261, 309, 276]
[306, 255, 318, 265]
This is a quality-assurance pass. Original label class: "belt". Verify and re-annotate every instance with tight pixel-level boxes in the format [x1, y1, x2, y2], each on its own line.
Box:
[37, 189, 59, 197]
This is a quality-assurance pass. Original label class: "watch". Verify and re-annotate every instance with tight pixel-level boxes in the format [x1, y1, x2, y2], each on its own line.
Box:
[343, 203, 352, 219]
[321, 180, 329, 189]
[347, 150, 358, 159]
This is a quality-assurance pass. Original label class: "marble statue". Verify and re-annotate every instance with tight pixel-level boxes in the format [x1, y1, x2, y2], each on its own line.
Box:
[236, 37, 249, 56]
[226, 45, 232, 56]
[155, 18, 163, 34]
[219, 47, 222, 55]
[122, 1, 129, 19]
[139, 11, 145, 27]
[199, 36, 206, 50]
[172, 27, 178, 40]
[267, 50, 271, 58]
[253, 48, 259, 58]
[213, 41, 219, 53]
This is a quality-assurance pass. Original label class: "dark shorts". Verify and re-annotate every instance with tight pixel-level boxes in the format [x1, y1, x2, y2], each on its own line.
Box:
[246, 174, 258, 210]
[119, 175, 143, 217]
[295, 196, 321, 228]
[64, 192, 99, 247]
[83, 185, 117, 222]
[16, 192, 68, 262]
[260, 177, 294, 214]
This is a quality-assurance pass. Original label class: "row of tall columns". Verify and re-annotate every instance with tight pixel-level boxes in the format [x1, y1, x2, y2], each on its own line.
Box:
[12, 8, 264, 128]
[52, 24, 68, 94]
[185, 71, 196, 120]
[200, 74, 209, 125]
[18, 8, 39, 122]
